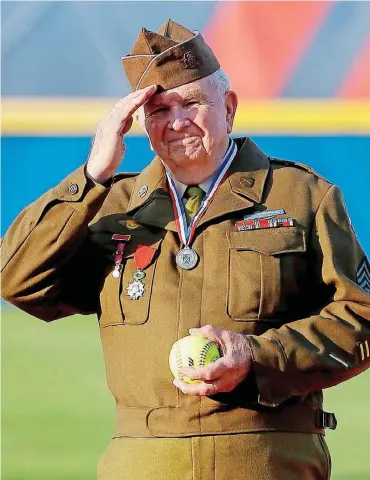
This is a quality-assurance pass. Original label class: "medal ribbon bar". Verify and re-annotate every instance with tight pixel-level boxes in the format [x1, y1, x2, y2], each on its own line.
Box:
[111, 234, 131, 278]
[235, 217, 294, 232]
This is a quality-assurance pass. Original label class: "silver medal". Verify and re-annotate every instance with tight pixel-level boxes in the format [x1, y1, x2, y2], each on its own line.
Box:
[126, 270, 146, 300]
[176, 246, 198, 270]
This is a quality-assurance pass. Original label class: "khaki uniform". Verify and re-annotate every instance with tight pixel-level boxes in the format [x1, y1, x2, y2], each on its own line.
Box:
[2, 137, 370, 479]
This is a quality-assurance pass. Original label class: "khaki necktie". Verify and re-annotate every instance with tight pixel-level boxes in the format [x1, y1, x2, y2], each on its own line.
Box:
[184, 185, 206, 222]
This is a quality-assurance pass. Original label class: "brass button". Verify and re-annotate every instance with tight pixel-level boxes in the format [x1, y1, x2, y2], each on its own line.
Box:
[240, 176, 255, 188]
[68, 183, 79, 195]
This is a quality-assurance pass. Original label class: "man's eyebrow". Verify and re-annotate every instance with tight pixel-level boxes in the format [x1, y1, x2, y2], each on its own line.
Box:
[145, 98, 167, 108]
[146, 90, 207, 107]
[182, 90, 207, 101]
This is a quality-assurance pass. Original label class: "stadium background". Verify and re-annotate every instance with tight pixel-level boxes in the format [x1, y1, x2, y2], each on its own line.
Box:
[1, 1, 369, 479]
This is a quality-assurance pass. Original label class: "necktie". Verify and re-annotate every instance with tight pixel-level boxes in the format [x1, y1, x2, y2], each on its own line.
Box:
[184, 185, 206, 222]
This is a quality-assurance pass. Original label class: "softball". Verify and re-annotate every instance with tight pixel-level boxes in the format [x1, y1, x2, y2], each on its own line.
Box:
[169, 335, 221, 384]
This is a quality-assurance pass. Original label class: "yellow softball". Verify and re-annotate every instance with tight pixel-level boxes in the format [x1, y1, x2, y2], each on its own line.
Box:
[169, 335, 221, 384]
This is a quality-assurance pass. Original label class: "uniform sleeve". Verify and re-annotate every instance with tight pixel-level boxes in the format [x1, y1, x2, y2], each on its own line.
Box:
[1, 165, 110, 321]
[246, 185, 370, 406]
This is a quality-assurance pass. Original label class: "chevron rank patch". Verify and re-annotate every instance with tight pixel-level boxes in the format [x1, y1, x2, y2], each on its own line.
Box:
[356, 257, 370, 293]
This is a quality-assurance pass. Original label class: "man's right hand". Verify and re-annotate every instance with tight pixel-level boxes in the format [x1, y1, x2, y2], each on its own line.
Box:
[86, 84, 157, 184]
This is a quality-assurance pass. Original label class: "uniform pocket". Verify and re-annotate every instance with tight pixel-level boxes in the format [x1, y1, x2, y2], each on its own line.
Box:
[227, 227, 306, 320]
[99, 238, 163, 327]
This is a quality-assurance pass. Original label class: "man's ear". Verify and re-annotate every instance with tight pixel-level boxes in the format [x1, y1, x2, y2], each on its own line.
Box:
[225, 91, 238, 134]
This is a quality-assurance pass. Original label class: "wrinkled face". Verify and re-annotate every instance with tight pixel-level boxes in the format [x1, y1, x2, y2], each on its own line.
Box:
[140, 76, 237, 183]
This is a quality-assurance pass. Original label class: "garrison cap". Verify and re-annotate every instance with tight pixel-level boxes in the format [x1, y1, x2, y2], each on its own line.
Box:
[121, 19, 220, 91]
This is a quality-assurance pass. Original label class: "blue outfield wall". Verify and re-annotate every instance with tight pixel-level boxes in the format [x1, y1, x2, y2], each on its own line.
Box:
[1, 135, 369, 256]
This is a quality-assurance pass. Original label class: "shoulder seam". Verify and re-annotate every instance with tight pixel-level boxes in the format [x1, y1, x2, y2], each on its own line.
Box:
[269, 157, 332, 184]
[313, 183, 335, 224]
[113, 172, 140, 183]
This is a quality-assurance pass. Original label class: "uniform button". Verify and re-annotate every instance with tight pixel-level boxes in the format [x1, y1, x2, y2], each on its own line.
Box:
[68, 183, 79, 195]
[240, 176, 255, 188]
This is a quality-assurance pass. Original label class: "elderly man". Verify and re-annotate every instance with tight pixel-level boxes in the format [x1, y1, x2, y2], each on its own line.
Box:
[2, 19, 370, 480]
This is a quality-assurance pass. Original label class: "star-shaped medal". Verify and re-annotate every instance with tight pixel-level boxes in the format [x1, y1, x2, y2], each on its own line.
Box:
[126, 280, 145, 300]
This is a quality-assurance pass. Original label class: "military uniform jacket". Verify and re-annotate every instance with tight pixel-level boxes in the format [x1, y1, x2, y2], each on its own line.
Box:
[2, 137, 370, 438]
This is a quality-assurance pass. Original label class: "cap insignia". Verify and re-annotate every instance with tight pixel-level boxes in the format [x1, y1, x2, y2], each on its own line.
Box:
[183, 51, 199, 69]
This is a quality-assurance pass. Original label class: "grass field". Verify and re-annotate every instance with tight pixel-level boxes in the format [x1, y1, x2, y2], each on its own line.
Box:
[2, 307, 370, 479]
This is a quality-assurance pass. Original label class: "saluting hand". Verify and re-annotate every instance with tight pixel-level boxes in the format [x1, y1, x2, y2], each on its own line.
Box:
[86, 84, 157, 184]
[173, 325, 252, 396]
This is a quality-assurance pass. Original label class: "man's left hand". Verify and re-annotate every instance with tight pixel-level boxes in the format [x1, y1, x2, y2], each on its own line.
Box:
[173, 325, 252, 396]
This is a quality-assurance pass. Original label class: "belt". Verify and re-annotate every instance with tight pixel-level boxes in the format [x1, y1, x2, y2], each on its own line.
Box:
[113, 402, 335, 438]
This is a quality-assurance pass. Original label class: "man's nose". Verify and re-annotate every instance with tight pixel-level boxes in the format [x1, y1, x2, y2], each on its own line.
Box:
[170, 109, 191, 131]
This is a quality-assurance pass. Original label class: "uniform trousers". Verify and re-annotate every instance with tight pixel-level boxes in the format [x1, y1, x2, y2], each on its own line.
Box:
[97, 432, 331, 480]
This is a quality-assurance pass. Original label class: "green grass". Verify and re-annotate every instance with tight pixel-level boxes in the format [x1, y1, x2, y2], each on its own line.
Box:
[1, 308, 114, 480]
[2, 308, 370, 479]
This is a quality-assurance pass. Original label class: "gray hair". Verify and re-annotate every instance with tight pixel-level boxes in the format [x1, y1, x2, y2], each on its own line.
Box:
[136, 68, 231, 128]
[206, 68, 231, 99]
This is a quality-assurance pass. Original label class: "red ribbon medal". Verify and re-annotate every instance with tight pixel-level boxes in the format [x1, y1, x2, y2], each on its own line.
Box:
[126, 244, 157, 300]
[134, 244, 157, 270]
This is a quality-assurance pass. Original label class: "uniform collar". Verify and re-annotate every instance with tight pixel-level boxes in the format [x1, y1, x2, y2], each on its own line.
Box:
[125, 137, 271, 231]
[228, 137, 270, 204]
[125, 156, 176, 230]
[126, 155, 167, 213]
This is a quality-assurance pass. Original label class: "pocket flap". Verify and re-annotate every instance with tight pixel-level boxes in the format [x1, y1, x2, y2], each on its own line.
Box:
[228, 226, 306, 255]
